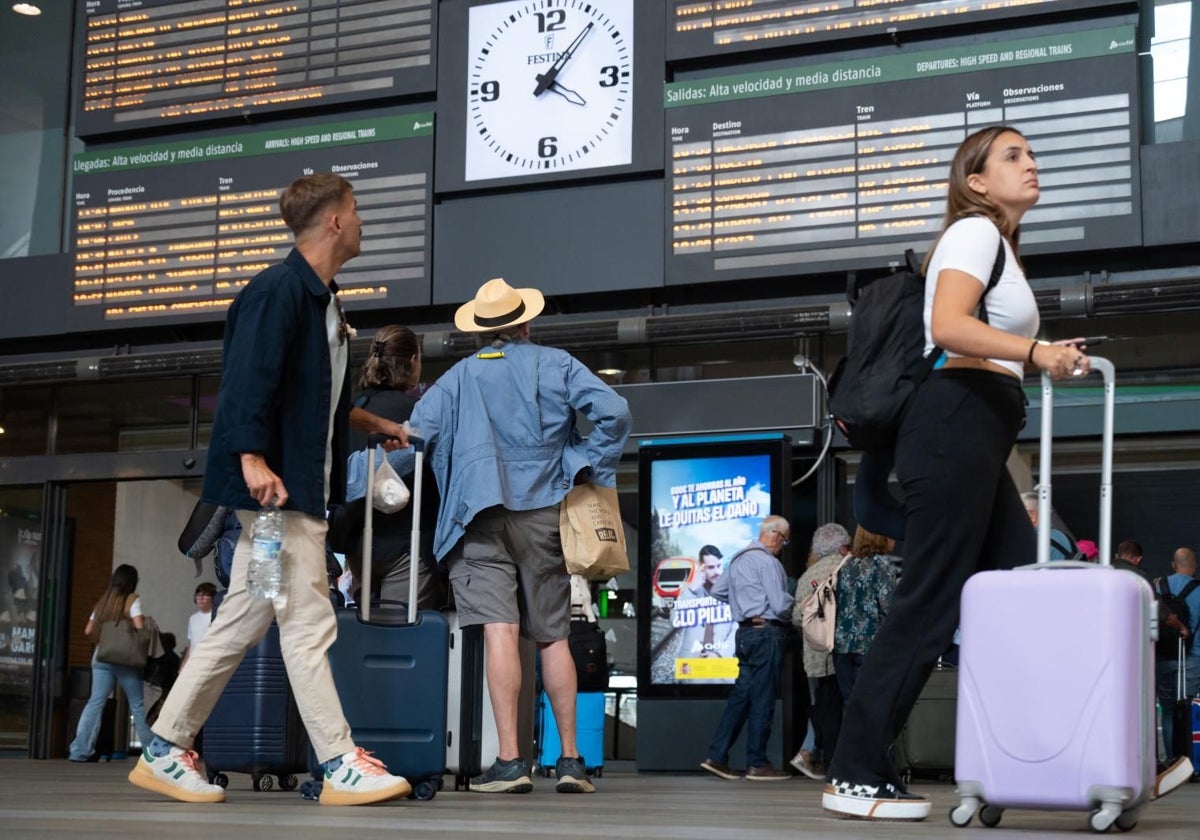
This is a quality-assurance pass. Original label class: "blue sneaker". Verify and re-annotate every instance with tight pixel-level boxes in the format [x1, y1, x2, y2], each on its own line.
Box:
[554, 755, 595, 793]
[469, 757, 533, 793]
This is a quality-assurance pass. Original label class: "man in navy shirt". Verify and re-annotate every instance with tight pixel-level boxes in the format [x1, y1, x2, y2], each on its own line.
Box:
[130, 174, 411, 807]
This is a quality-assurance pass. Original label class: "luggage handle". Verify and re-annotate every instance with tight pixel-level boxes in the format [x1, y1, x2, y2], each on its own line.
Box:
[361, 432, 424, 626]
[1036, 357, 1115, 567]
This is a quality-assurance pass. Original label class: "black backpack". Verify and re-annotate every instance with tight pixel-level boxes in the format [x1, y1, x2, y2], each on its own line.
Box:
[828, 241, 1004, 451]
[1155, 577, 1200, 658]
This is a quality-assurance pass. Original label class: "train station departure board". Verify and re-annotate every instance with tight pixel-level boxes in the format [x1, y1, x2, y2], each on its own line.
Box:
[76, 0, 435, 137]
[667, 0, 1132, 60]
[665, 25, 1140, 285]
[70, 113, 433, 327]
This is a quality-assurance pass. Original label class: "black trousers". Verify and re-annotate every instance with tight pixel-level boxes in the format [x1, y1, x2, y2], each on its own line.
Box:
[829, 368, 1035, 786]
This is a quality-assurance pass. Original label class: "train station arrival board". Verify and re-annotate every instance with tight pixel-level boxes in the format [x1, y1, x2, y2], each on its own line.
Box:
[70, 113, 433, 328]
[76, 0, 435, 137]
[664, 25, 1140, 285]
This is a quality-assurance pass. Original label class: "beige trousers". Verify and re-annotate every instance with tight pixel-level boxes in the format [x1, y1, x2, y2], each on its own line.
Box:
[152, 509, 354, 764]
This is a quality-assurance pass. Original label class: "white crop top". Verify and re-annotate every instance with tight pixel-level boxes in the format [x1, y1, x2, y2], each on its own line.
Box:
[923, 216, 1040, 378]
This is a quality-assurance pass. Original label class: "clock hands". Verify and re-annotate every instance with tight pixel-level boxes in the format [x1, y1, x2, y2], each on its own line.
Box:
[547, 82, 586, 106]
[533, 21, 593, 100]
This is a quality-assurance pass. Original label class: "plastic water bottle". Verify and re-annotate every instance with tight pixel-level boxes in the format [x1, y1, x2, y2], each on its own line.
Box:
[247, 505, 284, 599]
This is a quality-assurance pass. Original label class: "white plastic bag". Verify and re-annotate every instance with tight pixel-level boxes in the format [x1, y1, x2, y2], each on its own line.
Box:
[371, 448, 410, 514]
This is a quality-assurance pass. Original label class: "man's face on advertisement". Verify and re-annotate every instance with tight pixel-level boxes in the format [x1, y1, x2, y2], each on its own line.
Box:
[701, 553, 722, 585]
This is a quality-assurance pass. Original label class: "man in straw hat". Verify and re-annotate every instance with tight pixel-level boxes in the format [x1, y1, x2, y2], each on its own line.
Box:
[398, 277, 631, 793]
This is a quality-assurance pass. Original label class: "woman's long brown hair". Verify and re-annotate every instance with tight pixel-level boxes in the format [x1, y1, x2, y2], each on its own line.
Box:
[94, 564, 138, 622]
[921, 125, 1025, 274]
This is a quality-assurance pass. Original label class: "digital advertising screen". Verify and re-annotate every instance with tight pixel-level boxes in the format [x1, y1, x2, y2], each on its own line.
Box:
[75, 0, 436, 138]
[69, 111, 433, 330]
[666, 0, 1133, 60]
[638, 434, 792, 698]
[664, 23, 1140, 284]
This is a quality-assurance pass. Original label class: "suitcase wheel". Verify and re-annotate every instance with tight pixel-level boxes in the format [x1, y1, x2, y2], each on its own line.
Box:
[1088, 805, 1120, 833]
[978, 806, 1002, 828]
[279, 775, 299, 792]
[949, 804, 974, 828]
[1114, 809, 1139, 833]
[410, 778, 438, 801]
[253, 773, 274, 792]
[212, 773, 229, 789]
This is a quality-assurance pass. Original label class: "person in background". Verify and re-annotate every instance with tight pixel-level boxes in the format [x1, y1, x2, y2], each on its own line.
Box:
[790, 523, 852, 781]
[1156, 547, 1200, 774]
[1113, 539, 1152, 584]
[700, 515, 795, 782]
[181, 582, 216, 667]
[129, 173, 411, 807]
[822, 125, 1091, 821]
[1074, 539, 1099, 562]
[1019, 490, 1076, 560]
[832, 526, 899, 704]
[68, 564, 156, 762]
[343, 324, 444, 610]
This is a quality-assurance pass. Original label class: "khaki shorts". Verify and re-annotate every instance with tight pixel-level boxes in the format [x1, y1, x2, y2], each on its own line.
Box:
[446, 505, 570, 643]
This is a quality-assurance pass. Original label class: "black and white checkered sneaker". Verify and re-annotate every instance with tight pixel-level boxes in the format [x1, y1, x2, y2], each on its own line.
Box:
[822, 777, 931, 821]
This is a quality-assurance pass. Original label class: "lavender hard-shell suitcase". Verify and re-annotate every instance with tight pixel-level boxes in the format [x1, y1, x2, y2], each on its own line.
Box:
[951, 358, 1156, 832]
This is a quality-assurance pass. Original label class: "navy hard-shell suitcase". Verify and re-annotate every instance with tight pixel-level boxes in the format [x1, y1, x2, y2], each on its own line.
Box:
[202, 622, 309, 791]
[326, 442, 450, 800]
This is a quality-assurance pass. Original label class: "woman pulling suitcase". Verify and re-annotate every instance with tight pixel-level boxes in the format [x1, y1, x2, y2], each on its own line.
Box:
[821, 125, 1088, 821]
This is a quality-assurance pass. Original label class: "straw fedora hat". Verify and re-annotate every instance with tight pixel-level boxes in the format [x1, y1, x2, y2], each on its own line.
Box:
[454, 278, 545, 333]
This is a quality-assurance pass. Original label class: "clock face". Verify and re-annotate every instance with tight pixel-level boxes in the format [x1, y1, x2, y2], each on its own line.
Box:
[465, 0, 634, 182]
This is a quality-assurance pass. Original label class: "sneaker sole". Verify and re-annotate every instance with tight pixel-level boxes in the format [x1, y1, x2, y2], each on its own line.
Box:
[1154, 758, 1194, 800]
[555, 775, 595, 793]
[789, 758, 824, 781]
[127, 759, 226, 804]
[746, 774, 792, 781]
[469, 776, 533, 794]
[821, 787, 931, 821]
[700, 764, 742, 781]
[319, 778, 412, 806]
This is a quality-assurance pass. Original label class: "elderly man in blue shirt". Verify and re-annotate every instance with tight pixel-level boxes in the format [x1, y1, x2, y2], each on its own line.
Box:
[700, 514, 795, 782]
[361, 277, 631, 795]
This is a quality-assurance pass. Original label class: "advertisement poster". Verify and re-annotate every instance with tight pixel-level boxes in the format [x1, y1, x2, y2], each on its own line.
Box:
[647, 453, 772, 686]
[0, 513, 41, 749]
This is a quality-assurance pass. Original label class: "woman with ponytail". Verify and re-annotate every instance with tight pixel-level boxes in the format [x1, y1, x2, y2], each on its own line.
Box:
[343, 325, 444, 608]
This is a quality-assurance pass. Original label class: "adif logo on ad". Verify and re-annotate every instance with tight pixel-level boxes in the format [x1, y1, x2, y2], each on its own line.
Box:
[1110, 39, 1134, 49]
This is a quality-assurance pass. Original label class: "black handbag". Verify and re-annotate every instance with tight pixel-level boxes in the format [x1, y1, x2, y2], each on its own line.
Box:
[568, 618, 609, 692]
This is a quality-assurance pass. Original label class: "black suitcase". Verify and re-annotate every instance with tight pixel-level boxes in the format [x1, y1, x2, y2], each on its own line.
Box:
[892, 661, 957, 782]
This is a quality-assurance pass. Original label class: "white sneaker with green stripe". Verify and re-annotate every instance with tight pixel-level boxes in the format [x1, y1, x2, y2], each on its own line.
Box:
[320, 747, 411, 806]
[128, 746, 226, 803]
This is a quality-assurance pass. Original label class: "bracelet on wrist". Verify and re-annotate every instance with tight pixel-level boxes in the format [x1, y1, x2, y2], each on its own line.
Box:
[1027, 340, 1049, 364]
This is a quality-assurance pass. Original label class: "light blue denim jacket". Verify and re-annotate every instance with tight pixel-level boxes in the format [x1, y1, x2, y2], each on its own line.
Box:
[347, 338, 631, 560]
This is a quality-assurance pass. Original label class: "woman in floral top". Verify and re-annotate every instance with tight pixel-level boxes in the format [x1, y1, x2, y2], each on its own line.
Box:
[833, 526, 899, 704]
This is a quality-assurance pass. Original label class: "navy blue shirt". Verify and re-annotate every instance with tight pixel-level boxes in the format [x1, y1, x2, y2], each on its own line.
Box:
[202, 249, 350, 518]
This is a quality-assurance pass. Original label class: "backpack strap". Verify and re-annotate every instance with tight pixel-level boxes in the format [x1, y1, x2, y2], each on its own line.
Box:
[976, 239, 1006, 326]
[1179, 579, 1200, 601]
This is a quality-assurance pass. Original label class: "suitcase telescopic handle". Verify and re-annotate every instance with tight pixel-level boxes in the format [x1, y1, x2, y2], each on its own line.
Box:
[1037, 356, 1115, 566]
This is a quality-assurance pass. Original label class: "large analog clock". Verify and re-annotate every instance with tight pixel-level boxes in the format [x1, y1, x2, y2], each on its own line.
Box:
[465, 0, 634, 182]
